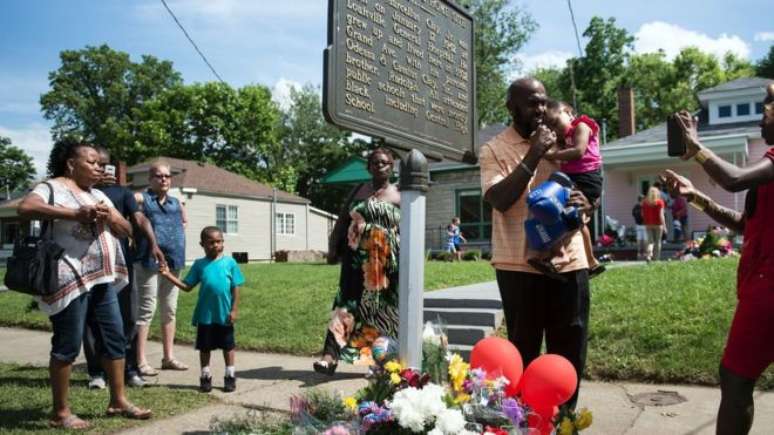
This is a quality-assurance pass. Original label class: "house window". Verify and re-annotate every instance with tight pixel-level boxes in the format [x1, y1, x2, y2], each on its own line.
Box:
[756, 102, 764, 114]
[455, 189, 492, 241]
[736, 103, 750, 116]
[276, 212, 295, 235]
[718, 105, 732, 118]
[2, 222, 20, 245]
[216, 205, 239, 234]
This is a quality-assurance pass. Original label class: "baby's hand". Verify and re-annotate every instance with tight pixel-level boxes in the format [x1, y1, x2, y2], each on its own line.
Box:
[543, 148, 558, 161]
[158, 263, 170, 276]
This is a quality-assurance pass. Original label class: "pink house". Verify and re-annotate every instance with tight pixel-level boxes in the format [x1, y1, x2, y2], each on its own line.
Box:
[601, 77, 774, 239]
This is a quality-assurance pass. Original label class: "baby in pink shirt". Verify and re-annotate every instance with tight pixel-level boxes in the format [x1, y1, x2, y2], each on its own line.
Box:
[542, 100, 604, 277]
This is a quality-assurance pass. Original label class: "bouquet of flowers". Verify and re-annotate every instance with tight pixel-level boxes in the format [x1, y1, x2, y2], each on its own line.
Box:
[292, 321, 592, 434]
[422, 320, 449, 385]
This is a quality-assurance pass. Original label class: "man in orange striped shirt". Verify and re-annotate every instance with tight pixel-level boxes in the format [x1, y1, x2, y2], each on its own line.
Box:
[480, 78, 591, 409]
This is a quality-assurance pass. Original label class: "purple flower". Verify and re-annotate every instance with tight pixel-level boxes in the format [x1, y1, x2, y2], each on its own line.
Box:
[463, 378, 474, 393]
[501, 398, 525, 427]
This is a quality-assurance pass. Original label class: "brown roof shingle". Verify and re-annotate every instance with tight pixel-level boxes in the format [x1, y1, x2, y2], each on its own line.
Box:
[127, 157, 308, 204]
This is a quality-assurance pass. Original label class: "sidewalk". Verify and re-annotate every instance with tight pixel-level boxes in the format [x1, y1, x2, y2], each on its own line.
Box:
[1, 326, 773, 434]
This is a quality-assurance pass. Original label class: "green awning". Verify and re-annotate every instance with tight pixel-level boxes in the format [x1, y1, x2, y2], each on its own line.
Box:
[321, 157, 371, 184]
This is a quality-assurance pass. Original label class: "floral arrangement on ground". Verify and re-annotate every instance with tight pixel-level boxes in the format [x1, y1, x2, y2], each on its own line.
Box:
[289, 323, 592, 435]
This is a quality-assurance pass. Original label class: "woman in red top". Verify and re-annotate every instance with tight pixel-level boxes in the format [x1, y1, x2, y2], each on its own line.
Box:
[662, 83, 774, 435]
[641, 186, 665, 262]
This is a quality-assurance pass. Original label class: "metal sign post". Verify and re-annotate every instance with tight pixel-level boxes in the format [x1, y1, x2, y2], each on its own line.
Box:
[323, 0, 475, 367]
[398, 149, 428, 368]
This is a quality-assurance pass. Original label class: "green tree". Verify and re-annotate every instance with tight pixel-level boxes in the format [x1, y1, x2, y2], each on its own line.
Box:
[532, 66, 569, 105]
[625, 51, 689, 130]
[0, 136, 36, 195]
[137, 82, 286, 188]
[40, 44, 182, 164]
[458, 0, 537, 126]
[722, 52, 756, 81]
[565, 17, 634, 142]
[756, 45, 774, 79]
[278, 84, 367, 213]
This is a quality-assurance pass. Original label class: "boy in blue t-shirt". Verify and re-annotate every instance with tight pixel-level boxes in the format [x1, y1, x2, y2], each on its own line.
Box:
[160, 226, 245, 393]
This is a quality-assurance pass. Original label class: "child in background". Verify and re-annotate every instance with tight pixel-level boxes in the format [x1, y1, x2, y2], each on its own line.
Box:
[541, 100, 605, 278]
[446, 217, 467, 261]
[160, 226, 244, 393]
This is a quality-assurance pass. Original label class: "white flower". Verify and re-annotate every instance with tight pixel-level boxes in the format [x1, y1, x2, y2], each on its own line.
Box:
[493, 376, 511, 390]
[435, 408, 466, 434]
[428, 430, 444, 435]
[391, 387, 431, 432]
[423, 322, 441, 346]
[391, 384, 449, 432]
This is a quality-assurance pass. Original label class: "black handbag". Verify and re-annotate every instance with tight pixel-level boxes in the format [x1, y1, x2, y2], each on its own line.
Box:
[4, 182, 65, 297]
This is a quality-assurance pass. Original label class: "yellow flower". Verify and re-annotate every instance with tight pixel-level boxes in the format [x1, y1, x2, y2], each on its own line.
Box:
[558, 417, 575, 435]
[390, 372, 401, 385]
[576, 408, 593, 430]
[343, 396, 358, 412]
[453, 392, 471, 405]
[384, 360, 402, 373]
[447, 354, 469, 392]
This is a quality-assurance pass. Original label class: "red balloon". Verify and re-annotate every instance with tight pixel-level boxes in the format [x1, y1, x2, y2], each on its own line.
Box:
[469, 337, 523, 396]
[521, 354, 578, 411]
[527, 405, 558, 435]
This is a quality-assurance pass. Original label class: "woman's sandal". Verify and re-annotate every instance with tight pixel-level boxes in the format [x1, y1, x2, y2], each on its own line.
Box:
[161, 358, 189, 371]
[49, 414, 90, 430]
[313, 360, 338, 376]
[106, 404, 152, 420]
[137, 362, 158, 377]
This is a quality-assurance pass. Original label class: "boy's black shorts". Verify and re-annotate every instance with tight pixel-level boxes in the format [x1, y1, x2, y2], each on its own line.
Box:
[195, 324, 235, 351]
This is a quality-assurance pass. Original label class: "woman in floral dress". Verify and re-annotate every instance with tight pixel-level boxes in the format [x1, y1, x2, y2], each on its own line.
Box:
[314, 148, 401, 375]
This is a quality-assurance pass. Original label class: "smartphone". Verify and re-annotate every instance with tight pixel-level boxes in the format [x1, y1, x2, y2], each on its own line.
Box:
[104, 164, 116, 176]
[666, 115, 686, 157]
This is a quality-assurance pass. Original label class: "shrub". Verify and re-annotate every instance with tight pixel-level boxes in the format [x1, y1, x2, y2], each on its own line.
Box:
[482, 250, 492, 260]
[274, 250, 289, 263]
[462, 249, 481, 261]
[434, 251, 453, 261]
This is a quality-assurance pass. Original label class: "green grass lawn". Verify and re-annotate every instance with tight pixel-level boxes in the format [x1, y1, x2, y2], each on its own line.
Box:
[0, 261, 495, 355]
[2, 259, 771, 389]
[584, 257, 774, 389]
[0, 363, 212, 434]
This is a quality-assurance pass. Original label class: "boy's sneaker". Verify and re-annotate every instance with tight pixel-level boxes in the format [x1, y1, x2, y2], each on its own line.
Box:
[199, 375, 212, 393]
[88, 375, 106, 390]
[223, 375, 236, 393]
[126, 374, 146, 388]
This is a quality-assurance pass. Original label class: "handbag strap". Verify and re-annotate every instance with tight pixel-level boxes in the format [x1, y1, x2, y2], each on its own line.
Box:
[39, 181, 55, 239]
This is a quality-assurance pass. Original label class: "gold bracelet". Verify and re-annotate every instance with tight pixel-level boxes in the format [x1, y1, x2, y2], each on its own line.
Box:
[689, 194, 707, 211]
[694, 148, 711, 164]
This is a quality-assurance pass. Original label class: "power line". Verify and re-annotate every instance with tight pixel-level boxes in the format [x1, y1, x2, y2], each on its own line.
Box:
[566, 0, 584, 58]
[159, 0, 226, 84]
[566, 0, 583, 111]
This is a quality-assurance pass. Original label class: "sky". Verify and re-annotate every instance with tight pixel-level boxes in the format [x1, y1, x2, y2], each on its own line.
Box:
[1, 0, 772, 175]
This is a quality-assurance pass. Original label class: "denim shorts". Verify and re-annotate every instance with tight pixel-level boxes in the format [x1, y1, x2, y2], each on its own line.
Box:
[49, 284, 126, 363]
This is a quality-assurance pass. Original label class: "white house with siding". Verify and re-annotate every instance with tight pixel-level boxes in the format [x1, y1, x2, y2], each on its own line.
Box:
[128, 157, 336, 263]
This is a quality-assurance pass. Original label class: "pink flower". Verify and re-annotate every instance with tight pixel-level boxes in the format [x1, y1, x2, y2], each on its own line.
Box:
[322, 424, 351, 435]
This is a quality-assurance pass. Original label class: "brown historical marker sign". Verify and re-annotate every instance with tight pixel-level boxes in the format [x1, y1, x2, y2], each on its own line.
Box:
[324, 0, 476, 163]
